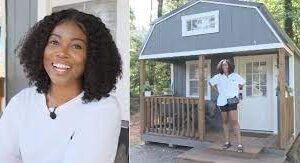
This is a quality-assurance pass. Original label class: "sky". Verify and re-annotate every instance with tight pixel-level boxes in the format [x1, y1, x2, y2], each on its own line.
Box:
[130, 0, 158, 30]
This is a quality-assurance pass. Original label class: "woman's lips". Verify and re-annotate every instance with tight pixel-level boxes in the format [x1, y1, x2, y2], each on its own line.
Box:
[52, 63, 71, 74]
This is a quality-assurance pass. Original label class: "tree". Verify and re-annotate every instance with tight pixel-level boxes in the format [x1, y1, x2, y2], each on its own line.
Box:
[284, 0, 293, 38]
[130, 8, 144, 97]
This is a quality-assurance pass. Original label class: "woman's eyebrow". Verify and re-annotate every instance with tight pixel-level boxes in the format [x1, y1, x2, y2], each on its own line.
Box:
[49, 33, 86, 44]
[71, 38, 87, 44]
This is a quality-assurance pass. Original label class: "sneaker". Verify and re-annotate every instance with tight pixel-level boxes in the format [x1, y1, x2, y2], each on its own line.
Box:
[222, 142, 231, 149]
[237, 144, 243, 153]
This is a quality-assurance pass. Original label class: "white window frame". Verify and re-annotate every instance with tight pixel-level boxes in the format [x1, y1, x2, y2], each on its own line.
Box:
[181, 10, 219, 36]
[186, 60, 211, 100]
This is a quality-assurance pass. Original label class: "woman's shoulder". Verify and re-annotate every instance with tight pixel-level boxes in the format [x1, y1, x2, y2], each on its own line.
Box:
[83, 94, 120, 116]
[231, 72, 241, 78]
[79, 95, 121, 126]
[10, 87, 40, 102]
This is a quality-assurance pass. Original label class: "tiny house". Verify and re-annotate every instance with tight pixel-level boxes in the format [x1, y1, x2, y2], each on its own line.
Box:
[138, 0, 300, 149]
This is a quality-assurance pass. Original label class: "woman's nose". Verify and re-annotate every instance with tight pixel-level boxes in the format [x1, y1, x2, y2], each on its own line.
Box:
[56, 47, 69, 58]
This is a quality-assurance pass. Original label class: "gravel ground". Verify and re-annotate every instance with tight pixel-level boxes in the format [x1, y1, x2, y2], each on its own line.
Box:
[130, 143, 191, 163]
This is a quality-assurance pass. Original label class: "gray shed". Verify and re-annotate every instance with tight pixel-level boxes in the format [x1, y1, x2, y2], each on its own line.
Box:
[138, 0, 300, 149]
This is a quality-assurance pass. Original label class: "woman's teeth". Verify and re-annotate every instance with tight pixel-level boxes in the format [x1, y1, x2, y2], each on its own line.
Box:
[53, 63, 71, 69]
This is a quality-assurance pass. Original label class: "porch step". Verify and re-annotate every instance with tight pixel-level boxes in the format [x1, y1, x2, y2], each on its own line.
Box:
[207, 144, 263, 159]
[176, 146, 286, 163]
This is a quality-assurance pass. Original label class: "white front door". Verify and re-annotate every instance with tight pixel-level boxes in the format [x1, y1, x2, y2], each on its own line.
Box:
[236, 55, 275, 132]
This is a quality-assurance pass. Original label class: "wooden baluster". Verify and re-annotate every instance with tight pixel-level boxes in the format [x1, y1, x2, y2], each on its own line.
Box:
[163, 97, 166, 134]
[191, 99, 195, 138]
[150, 97, 154, 132]
[159, 98, 162, 134]
[181, 98, 185, 136]
[177, 99, 180, 136]
[186, 98, 190, 137]
[172, 97, 176, 135]
[148, 98, 152, 132]
[167, 98, 171, 135]
[154, 97, 159, 133]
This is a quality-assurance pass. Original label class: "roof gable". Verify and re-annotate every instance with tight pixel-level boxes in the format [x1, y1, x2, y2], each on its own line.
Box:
[139, 0, 299, 59]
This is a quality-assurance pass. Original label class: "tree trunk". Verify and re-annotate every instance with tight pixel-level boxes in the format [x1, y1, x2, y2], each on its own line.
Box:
[158, 0, 163, 17]
[284, 0, 293, 38]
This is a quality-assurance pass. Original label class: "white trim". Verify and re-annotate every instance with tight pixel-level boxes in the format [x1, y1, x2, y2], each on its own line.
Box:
[272, 54, 278, 134]
[289, 55, 296, 137]
[138, 0, 288, 59]
[138, 24, 156, 59]
[170, 63, 174, 94]
[185, 60, 211, 100]
[255, 8, 283, 44]
[139, 43, 283, 59]
[283, 44, 294, 56]
[181, 10, 219, 36]
[51, 0, 92, 7]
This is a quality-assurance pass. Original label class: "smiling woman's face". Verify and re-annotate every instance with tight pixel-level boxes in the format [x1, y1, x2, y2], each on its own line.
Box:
[43, 20, 87, 87]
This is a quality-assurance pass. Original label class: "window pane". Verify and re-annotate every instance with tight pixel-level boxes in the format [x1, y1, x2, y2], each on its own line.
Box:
[190, 81, 198, 96]
[246, 63, 252, 73]
[261, 85, 267, 96]
[260, 73, 267, 85]
[186, 20, 192, 31]
[189, 64, 197, 79]
[246, 85, 252, 96]
[253, 73, 259, 85]
[253, 62, 259, 73]
[259, 62, 267, 73]
[246, 74, 252, 85]
[253, 84, 262, 96]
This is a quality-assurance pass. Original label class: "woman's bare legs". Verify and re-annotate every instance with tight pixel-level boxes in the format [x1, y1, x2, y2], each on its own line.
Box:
[229, 110, 242, 145]
[221, 112, 230, 143]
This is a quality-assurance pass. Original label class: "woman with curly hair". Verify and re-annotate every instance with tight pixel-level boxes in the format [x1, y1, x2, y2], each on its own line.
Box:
[209, 59, 245, 153]
[0, 9, 122, 163]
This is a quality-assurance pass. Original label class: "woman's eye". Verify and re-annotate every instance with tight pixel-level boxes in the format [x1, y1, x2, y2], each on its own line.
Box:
[49, 40, 59, 45]
[72, 44, 82, 49]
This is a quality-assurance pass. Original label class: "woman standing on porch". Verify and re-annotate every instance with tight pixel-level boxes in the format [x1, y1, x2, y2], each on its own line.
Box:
[209, 59, 246, 152]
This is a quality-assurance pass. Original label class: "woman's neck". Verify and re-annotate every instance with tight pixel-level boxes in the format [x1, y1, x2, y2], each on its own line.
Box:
[46, 83, 82, 107]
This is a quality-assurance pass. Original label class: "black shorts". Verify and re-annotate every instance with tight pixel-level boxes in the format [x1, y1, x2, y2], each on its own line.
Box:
[219, 103, 237, 112]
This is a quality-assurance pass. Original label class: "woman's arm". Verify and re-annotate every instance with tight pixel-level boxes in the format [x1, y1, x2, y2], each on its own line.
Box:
[0, 97, 22, 163]
[209, 74, 220, 93]
[210, 83, 218, 92]
[62, 97, 121, 163]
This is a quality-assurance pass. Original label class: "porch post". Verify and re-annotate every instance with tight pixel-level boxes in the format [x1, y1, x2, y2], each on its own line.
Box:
[278, 48, 287, 148]
[140, 60, 146, 135]
[198, 55, 205, 140]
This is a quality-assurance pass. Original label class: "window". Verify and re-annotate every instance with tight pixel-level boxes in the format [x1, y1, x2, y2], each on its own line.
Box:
[181, 10, 219, 36]
[186, 60, 211, 99]
[245, 61, 267, 97]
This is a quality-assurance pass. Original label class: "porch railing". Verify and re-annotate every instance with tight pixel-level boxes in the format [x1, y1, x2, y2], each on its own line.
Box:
[144, 96, 199, 138]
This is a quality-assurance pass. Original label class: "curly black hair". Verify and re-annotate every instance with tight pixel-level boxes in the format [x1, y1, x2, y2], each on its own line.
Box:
[18, 9, 122, 103]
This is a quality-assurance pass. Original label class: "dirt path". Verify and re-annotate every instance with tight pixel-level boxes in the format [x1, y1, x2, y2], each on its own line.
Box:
[130, 112, 141, 146]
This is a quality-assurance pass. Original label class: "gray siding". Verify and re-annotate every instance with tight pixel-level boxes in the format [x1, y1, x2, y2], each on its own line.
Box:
[173, 61, 186, 96]
[6, 0, 37, 102]
[142, 2, 279, 56]
[294, 54, 300, 135]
